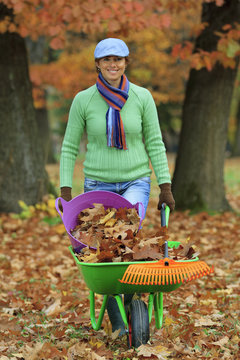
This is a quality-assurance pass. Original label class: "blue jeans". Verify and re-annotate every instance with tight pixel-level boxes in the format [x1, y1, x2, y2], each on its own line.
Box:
[84, 176, 151, 218]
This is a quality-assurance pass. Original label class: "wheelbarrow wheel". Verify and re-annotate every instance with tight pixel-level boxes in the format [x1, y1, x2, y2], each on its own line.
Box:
[127, 299, 149, 348]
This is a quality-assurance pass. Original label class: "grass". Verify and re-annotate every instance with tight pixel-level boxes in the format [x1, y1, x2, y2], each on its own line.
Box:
[46, 153, 240, 199]
[224, 158, 240, 194]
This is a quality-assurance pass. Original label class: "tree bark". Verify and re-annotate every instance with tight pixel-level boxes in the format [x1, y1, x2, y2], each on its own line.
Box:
[172, 0, 240, 211]
[25, 37, 56, 164]
[0, 5, 49, 212]
[232, 98, 240, 156]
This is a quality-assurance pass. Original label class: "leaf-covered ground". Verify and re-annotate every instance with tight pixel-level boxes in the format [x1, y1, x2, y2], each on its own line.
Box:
[0, 158, 240, 360]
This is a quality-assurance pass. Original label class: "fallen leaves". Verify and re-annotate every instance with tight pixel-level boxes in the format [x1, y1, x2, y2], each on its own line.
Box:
[72, 204, 199, 263]
[71, 204, 140, 248]
[0, 175, 240, 359]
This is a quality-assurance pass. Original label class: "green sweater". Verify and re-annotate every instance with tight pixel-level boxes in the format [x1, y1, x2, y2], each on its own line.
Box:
[60, 82, 171, 187]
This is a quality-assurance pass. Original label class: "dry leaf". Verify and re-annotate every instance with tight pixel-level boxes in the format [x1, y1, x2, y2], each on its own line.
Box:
[44, 298, 61, 316]
[82, 252, 98, 263]
[105, 218, 117, 227]
[195, 316, 219, 327]
[132, 244, 163, 261]
[164, 316, 176, 326]
[137, 343, 172, 359]
[98, 210, 116, 224]
[212, 336, 229, 346]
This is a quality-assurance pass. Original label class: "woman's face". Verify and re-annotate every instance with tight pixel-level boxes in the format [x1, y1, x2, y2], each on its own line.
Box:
[96, 56, 126, 88]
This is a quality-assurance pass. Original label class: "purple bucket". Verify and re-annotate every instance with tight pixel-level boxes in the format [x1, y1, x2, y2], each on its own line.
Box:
[55, 190, 144, 253]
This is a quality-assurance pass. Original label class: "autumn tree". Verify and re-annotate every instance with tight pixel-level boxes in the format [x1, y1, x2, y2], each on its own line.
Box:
[172, 0, 240, 211]
[0, 0, 172, 212]
[0, 0, 239, 212]
[0, 4, 49, 213]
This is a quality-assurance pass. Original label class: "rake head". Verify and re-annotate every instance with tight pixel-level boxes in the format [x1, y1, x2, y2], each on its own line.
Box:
[119, 258, 214, 286]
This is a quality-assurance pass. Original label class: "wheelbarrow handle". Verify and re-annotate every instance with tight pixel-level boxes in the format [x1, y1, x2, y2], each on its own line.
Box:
[160, 203, 170, 261]
[55, 197, 69, 221]
[160, 203, 170, 227]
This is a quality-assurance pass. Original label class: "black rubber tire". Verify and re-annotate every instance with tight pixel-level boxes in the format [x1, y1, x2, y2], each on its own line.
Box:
[127, 299, 149, 348]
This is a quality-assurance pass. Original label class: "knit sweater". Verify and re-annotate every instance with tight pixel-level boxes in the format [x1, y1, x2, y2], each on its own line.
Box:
[60, 82, 171, 187]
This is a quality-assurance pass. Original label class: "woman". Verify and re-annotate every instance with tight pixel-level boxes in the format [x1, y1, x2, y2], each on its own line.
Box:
[60, 38, 175, 335]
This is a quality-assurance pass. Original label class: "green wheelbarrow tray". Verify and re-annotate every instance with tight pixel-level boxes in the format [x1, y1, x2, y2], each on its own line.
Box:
[69, 241, 199, 294]
[69, 242, 199, 331]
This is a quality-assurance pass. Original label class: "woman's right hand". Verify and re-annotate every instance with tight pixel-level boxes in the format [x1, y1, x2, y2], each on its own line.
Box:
[158, 183, 175, 212]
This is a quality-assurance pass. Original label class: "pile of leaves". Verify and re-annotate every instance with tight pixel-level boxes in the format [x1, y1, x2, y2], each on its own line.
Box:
[71, 203, 140, 248]
[1, 189, 240, 359]
[71, 204, 198, 263]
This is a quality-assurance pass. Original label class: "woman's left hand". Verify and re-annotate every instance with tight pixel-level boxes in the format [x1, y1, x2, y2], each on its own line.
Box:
[158, 183, 175, 212]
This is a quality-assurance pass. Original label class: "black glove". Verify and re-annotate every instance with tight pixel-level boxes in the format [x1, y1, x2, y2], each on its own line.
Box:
[58, 186, 72, 212]
[158, 183, 175, 212]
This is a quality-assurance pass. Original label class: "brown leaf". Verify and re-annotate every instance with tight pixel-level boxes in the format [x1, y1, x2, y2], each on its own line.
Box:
[212, 336, 229, 346]
[132, 244, 163, 261]
[103, 224, 122, 236]
[124, 246, 134, 254]
[127, 208, 140, 224]
[79, 203, 105, 222]
[115, 207, 130, 222]
[97, 251, 113, 262]
[137, 343, 172, 359]
[82, 252, 99, 263]
[143, 236, 165, 246]
[98, 210, 116, 225]
[105, 217, 117, 227]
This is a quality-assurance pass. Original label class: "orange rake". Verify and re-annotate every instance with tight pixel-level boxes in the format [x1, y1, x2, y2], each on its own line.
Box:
[120, 204, 214, 286]
[119, 253, 214, 285]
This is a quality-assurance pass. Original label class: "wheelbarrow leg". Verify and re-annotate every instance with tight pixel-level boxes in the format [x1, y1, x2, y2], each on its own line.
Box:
[90, 291, 109, 331]
[114, 295, 128, 329]
[153, 292, 163, 329]
[148, 293, 154, 323]
[107, 295, 126, 335]
[148, 293, 163, 328]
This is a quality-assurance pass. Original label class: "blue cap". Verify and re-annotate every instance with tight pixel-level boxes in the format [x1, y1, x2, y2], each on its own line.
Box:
[94, 38, 129, 59]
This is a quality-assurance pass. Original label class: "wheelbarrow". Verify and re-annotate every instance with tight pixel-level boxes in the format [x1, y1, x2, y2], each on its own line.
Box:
[56, 191, 199, 347]
[69, 242, 198, 347]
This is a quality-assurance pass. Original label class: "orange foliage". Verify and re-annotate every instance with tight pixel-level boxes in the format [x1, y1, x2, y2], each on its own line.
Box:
[30, 43, 97, 107]
[30, 3, 202, 108]
[1, 0, 176, 48]
[172, 22, 240, 71]
[2, 0, 238, 107]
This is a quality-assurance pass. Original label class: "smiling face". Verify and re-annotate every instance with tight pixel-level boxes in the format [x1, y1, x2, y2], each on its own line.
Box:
[96, 56, 127, 88]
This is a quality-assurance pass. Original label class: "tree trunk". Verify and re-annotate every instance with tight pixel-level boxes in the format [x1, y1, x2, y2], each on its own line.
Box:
[0, 5, 49, 212]
[172, 0, 240, 212]
[232, 99, 240, 156]
[25, 37, 57, 164]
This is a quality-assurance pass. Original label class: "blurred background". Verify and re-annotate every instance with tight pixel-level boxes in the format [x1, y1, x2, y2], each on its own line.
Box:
[0, 0, 239, 213]
[1, 3, 240, 357]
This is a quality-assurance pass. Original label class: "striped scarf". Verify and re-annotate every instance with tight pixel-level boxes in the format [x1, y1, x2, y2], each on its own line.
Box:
[96, 72, 129, 150]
